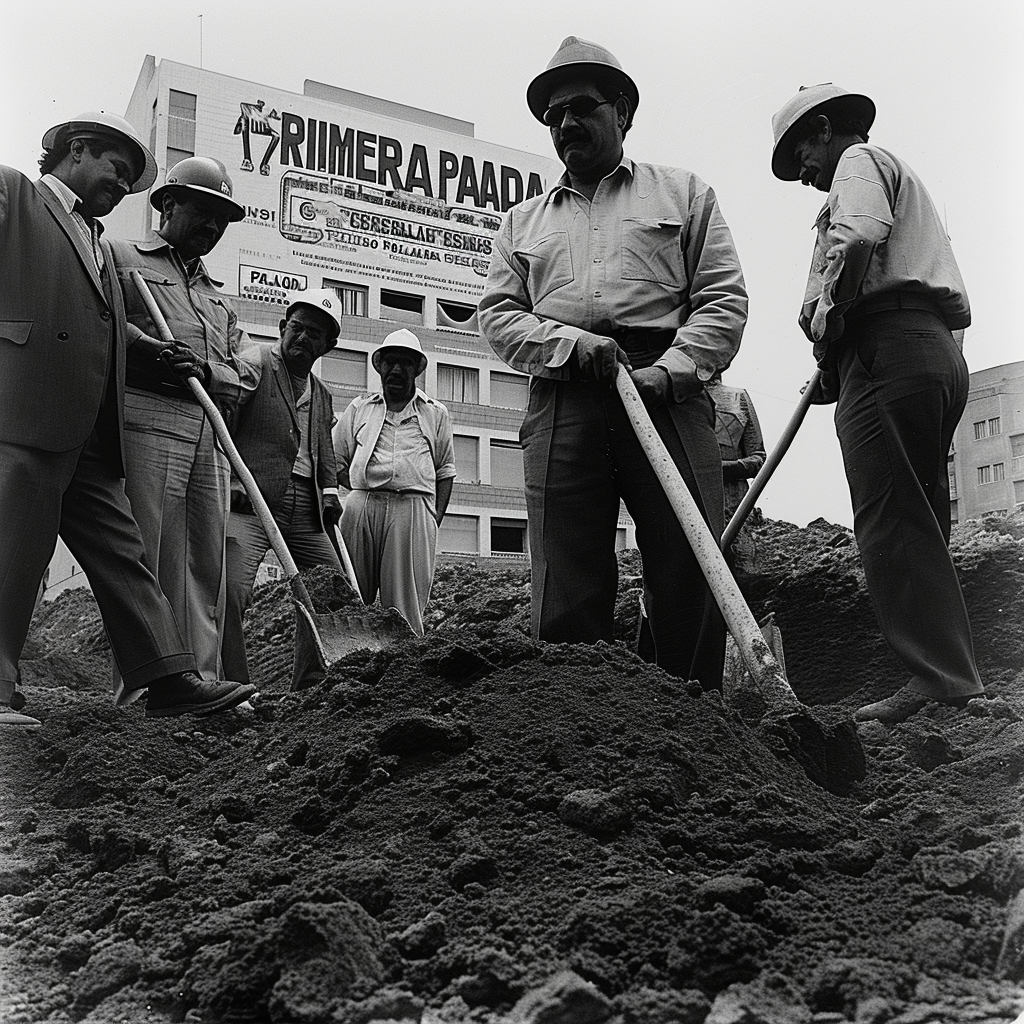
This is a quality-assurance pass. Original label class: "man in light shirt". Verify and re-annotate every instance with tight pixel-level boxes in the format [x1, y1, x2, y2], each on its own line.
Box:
[478, 37, 747, 689]
[771, 83, 984, 723]
[221, 290, 344, 684]
[0, 112, 256, 725]
[334, 329, 456, 635]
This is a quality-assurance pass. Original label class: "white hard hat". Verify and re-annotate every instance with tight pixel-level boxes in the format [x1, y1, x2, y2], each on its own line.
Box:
[42, 110, 157, 193]
[285, 288, 342, 337]
[372, 328, 427, 376]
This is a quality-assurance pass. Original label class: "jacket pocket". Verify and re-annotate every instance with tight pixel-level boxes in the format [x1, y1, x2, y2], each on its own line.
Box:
[621, 218, 684, 286]
[0, 321, 32, 345]
[512, 231, 574, 304]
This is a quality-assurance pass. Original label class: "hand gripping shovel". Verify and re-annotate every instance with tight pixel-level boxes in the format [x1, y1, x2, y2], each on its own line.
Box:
[616, 367, 863, 794]
[129, 271, 411, 691]
[722, 368, 822, 548]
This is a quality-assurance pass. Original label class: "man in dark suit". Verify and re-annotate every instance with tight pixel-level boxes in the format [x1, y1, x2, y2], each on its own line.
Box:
[0, 111, 257, 727]
[221, 290, 343, 684]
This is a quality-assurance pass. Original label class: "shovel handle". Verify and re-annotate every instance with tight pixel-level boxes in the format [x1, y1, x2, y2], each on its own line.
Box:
[722, 368, 821, 548]
[615, 368, 795, 698]
[128, 270, 304, 587]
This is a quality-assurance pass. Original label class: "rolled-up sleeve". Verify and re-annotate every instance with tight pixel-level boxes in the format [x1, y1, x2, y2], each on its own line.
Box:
[432, 405, 457, 482]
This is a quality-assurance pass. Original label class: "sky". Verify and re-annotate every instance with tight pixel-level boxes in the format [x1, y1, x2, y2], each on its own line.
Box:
[3, 0, 1022, 528]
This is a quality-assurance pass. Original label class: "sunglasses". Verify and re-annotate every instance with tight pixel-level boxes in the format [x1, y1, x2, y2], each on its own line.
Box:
[542, 96, 616, 127]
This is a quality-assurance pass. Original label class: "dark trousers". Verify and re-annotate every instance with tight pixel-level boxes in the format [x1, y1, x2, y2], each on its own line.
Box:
[222, 476, 340, 684]
[835, 308, 982, 700]
[0, 430, 195, 702]
[522, 377, 726, 688]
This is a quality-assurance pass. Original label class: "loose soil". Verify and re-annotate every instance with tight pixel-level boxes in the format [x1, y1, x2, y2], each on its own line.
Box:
[1, 513, 1022, 1024]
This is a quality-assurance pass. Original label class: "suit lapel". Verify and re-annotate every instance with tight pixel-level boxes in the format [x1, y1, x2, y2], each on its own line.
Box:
[34, 180, 106, 301]
[270, 349, 301, 432]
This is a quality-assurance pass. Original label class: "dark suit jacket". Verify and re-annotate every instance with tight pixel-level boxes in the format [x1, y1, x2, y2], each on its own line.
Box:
[230, 342, 338, 530]
[0, 166, 128, 463]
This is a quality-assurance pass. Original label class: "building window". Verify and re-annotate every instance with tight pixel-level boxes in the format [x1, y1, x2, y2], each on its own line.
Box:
[977, 465, 992, 485]
[437, 299, 478, 332]
[167, 89, 196, 164]
[988, 417, 1002, 436]
[437, 364, 479, 404]
[323, 279, 368, 317]
[320, 348, 367, 389]
[973, 421, 987, 441]
[950, 499, 958, 524]
[993, 462, 1006, 482]
[490, 517, 527, 554]
[380, 289, 423, 325]
[439, 514, 479, 554]
[453, 434, 480, 483]
[947, 461, 957, 500]
[490, 439, 525, 489]
[491, 370, 529, 410]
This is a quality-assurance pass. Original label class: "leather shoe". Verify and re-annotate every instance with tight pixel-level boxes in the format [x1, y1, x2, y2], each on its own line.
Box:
[0, 709, 42, 728]
[144, 672, 257, 719]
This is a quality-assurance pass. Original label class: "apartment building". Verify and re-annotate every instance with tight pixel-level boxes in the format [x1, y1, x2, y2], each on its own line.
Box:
[948, 360, 1024, 522]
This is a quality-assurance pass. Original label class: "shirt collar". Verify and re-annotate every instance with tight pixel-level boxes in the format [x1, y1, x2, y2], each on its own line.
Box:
[369, 387, 429, 407]
[135, 236, 222, 286]
[40, 174, 80, 214]
[545, 153, 634, 204]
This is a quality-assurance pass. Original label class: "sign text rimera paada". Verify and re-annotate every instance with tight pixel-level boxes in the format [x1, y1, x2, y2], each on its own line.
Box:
[278, 113, 545, 213]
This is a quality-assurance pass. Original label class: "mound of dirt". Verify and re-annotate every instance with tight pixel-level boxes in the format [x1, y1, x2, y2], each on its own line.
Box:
[1, 514, 1022, 1024]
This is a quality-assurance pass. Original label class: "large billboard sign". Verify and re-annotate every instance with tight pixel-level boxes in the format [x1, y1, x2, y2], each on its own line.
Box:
[184, 73, 556, 304]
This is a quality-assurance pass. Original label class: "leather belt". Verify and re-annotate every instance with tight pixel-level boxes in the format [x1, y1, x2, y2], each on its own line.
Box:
[848, 292, 942, 320]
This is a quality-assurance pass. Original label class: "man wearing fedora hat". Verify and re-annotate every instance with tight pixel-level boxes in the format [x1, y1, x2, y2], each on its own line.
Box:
[333, 329, 456, 635]
[220, 290, 345, 684]
[0, 113, 256, 725]
[771, 83, 984, 723]
[108, 156, 259, 687]
[479, 36, 747, 689]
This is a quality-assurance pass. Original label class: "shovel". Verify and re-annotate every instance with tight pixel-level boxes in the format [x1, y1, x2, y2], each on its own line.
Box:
[129, 271, 411, 691]
[616, 367, 863, 794]
[721, 368, 821, 548]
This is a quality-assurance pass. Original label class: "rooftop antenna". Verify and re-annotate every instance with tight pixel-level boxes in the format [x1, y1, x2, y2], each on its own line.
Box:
[198, 14, 203, 69]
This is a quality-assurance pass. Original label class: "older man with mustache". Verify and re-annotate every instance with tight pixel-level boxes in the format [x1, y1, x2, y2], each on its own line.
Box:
[478, 37, 747, 689]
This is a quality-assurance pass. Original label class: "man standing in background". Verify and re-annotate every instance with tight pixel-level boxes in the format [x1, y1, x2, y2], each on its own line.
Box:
[334, 329, 455, 635]
[221, 290, 343, 684]
[706, 374, 765, 525]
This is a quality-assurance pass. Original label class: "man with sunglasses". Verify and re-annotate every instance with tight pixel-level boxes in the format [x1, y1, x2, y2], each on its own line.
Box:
[108, 157, 259, 690]
[479, 37, 747, 690]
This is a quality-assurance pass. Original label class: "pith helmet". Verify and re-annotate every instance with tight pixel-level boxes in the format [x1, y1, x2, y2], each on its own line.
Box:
[285, 288, 342, 338]
[527, 36, 640, 130]
[150, 156, 246, 221]
[42, 111, 157, 193]
[771, 83, 875, 181]
[372, 328, 427, 376]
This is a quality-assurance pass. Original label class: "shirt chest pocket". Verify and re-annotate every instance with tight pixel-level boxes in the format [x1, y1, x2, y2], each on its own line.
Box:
[621, 218, 685, 287]
[512, 231, 574, 305]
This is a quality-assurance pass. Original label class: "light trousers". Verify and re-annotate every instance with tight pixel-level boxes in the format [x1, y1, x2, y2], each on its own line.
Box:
[340, 489, 438, 636]
[121, 389, 230, 679]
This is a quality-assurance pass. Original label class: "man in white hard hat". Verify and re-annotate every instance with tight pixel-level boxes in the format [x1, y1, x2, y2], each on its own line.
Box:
[770, 84, 985, 723]
[0, 113, 256, 725]
[478, 37, 747, 689]
[333, 329, 456, 635]
[108, 157, 259, 688]
[221, 290, 344, 684]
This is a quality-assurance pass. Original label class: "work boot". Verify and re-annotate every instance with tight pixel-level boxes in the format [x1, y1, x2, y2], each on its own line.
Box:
[855, 684, 981, 725]
[144, 672, 257, 719]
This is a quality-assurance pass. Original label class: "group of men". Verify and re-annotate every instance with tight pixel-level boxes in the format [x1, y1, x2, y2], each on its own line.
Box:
[1, 36, 985, 729]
